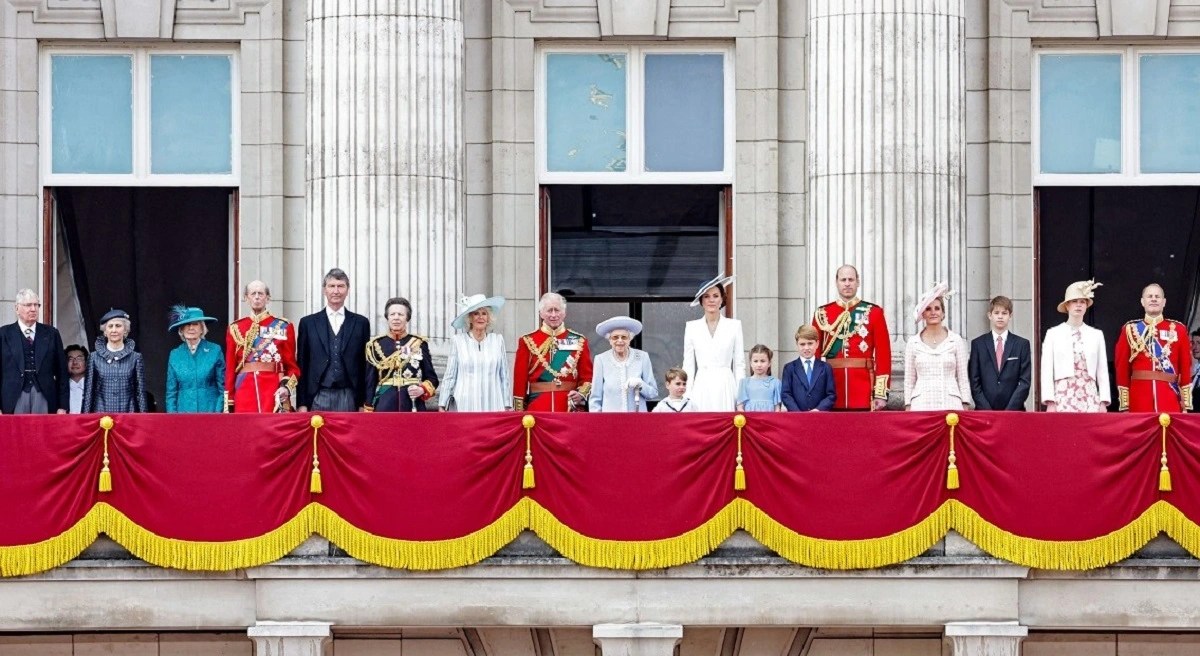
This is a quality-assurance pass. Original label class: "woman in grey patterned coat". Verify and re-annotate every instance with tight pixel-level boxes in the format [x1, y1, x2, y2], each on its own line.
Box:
[82, 309, 147, 413]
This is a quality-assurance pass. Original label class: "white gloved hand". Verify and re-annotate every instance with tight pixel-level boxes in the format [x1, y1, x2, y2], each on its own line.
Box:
[626, 377, 642, 390]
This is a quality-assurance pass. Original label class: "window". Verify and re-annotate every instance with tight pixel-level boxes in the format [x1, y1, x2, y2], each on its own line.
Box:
[538, 45, 734, 184]
[42, 47, 239, 185]
[1035, 48, 1200, 185]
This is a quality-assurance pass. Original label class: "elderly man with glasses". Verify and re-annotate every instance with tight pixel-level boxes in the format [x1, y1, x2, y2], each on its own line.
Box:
[0, 289, 70, 414]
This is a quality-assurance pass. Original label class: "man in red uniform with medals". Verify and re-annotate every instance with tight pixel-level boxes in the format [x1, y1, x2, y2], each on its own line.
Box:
[513, 292, 593, 412]
[225, 280, 301, 413]
[1115, 283, 1192, 413]
[811, 265, 892, 410]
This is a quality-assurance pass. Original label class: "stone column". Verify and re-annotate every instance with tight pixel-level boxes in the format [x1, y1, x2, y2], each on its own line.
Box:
[307, 1, 465, 340]
[807, 0, 967, 340]
[944, 621, 1027, 656]
[593, 623, 682, 656]
[247, 621, 332, 656]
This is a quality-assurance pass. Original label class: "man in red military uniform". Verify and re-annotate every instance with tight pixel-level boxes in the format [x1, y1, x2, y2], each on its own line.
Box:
[1115, 283, 1192, 413]
[513, 292, 592, 412]
[811, 265, 892, 410]
[225, 280, 301, 413]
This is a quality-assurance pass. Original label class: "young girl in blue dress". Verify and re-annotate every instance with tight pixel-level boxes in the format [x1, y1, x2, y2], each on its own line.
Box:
[736, 344, 783, 412]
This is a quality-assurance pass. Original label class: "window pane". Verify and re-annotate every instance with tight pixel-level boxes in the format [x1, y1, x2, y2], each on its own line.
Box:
[550, 185, 720, 298]
[546, 53, 627, 172]
[151, 55, 233, 174]
[1039, 54, 1122, 174]
[644, 54, 724, 172]
[1140, 54, 1200, 173]
[51, 55, 133, 174]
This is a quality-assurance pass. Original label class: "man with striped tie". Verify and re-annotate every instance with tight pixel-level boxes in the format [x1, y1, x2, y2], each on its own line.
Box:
[0, 289, 70, 414]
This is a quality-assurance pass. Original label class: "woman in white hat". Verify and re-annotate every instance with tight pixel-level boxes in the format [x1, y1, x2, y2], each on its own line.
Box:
[437, 294, 511, 412]
[1040, 280, 1110, 412]
[682, 275, 744, 411]
[589, 316, 658, 412]
[904, 282, 972, 411]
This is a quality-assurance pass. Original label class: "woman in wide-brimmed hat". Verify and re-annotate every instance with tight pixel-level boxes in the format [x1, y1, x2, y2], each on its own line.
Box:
[82, 308, 147, 413]
[682, 275, 744, 411]
[1041, 280, 1110, 412]
[165, 305, 225, 413]
[904, 282, 972, 411]
[437, 293, 510, 412]
[589, 316, 657, 412]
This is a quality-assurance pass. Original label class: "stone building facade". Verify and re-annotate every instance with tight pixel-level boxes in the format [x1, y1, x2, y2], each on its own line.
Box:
[3, 0, 1200, 654]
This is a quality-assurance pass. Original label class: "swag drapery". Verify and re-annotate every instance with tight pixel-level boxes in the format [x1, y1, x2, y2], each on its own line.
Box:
[1, 411, 1197, 576]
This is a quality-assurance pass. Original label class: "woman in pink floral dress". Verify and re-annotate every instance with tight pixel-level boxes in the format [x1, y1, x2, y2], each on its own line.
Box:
[1040, 280, 1110, 412]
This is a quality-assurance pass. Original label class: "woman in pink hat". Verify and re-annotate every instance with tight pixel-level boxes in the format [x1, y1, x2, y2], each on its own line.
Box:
[904, 283, 972, 411]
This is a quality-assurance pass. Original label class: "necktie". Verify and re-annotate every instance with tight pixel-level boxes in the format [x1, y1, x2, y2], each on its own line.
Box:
[331, 313, 342, 335]
[995, 336, 1004, 370]
[24, 328, 32, 345]
[804, 359, 812, 384]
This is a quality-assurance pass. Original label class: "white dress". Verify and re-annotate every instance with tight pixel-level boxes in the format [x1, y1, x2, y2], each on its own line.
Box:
[904, 330, 972, 411]
[589, 348, 658, 412]
[682, 316, 745, 412]
[437, 332, 511, 411]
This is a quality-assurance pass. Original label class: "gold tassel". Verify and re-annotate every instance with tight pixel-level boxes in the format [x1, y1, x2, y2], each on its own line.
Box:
[1159, 413, 1172, 492]
[310, 415, 324, 494]
[522, 414, 536, 489]
[945, 412, 960, 490]
[733, 414, 747, 491]
[98, 416, 114, 493]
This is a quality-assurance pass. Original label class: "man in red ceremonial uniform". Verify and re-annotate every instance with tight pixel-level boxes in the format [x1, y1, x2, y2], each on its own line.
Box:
[225, 280, 301, 413]
[811, 265, 891, 410]
[1115, 283, 1192, 413]
[513, 292, 592, 412]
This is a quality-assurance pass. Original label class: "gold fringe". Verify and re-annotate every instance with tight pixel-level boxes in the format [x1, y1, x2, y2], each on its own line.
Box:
[314, 500, 529, 570]
[0, 508, 100, 577]
[529, 499, 738, 570]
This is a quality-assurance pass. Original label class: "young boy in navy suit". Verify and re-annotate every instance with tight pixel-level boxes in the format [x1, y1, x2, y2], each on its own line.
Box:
[967, 295, 1031, 410]
[782, 325, 836, 411]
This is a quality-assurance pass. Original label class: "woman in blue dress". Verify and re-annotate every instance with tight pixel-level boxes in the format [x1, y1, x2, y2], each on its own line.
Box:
[165, 305, 225, 413]
[589, 315, 657, 412]
[736, 344, 782, 412]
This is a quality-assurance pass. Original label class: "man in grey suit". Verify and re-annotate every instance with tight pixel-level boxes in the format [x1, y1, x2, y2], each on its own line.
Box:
[0, 289, 69, 414]
[296, 269, 371, 412]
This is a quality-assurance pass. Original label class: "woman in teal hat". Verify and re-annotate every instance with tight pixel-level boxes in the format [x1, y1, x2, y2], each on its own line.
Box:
[165, 305, 225, 413]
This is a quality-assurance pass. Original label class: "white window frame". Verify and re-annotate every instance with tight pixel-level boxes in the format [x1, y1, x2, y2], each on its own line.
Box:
[40, 44, 240, 187]
[536, 43, 735, 185]
[1034, 45, 1200, 187]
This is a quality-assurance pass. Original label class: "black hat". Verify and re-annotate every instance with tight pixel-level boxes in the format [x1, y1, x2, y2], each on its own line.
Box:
[99, 308, 130, 325]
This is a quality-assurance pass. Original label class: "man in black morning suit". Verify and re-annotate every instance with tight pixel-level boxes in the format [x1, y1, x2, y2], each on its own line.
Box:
[968, 295, 1032, 411]
[0, 289, 69, 414]
[296, 269, 370, 412]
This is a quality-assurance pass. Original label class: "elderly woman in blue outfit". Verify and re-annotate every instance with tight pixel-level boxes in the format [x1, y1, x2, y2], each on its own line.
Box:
[589, 316, 658, 412]
[82, 308, 147, 413]
[165, 305, 225, 413]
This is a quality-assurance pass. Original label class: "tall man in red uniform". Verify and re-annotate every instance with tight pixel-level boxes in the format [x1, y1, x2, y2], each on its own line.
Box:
[225, 280, 301, 413]
[1115, 283, 1192, 413]
[513, 292, 592, 412]
[811, 265, 892, 410]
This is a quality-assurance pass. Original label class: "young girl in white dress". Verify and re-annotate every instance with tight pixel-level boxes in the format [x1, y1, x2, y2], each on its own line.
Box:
[682, 275, 745, 411]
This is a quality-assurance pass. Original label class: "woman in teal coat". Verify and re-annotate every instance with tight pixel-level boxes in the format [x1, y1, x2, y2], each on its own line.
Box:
[165, 306, 225, 413]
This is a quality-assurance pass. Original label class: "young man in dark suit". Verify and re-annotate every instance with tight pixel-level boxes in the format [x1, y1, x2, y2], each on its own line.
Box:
[0, 289, 69, 414]
[296, 269, 371, 412]
[782, 325, 836, 412]
[968, 296, 1032, 411]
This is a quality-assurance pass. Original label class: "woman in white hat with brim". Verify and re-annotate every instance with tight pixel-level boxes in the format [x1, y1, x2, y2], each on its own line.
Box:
[1040, 280, 1110, 412]
[589, 316, 658, 412]
[903, 282, 972, 411]
[438, 294, 511, 412]
[682, 275, 744, 411]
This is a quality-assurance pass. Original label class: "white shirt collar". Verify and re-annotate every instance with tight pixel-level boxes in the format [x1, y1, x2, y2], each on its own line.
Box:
[326, 306, 345, 319]
[992, 330, 1009, 342]
[17, 320, 35, 334]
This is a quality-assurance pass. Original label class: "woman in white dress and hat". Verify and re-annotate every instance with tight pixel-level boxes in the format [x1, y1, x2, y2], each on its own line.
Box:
[682, 275, 745, 412]
[903, 282, 972, 411]
[589, 316, 658, 412]
[1040, 280, 1110, 412]
[438, 293, 511, 412]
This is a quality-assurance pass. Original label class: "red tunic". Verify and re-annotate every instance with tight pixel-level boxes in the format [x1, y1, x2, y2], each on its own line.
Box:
[811, 299, 892, 410]
[512, 324, 593, 412]
[1115, 317, 1192, 413]
[224, 313, 300, 413]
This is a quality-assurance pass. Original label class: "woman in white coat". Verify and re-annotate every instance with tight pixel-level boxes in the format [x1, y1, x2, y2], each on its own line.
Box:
[1041, 280, 1110, 412]
[683, 275, 745, 411]
[903, 282, 972, 411]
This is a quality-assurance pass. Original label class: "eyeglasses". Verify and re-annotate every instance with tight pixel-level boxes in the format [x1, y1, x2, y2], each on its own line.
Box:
[67, 356, 86, 363]
[16, 302, 41, 308]
[608, 335, 631, 341]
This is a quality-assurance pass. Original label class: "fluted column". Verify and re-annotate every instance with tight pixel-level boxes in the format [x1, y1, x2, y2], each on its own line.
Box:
[247, 621, 331, 656]
[807, 0, 966, 340]
[593, 623, 683, 656]
[307, 1, 465, 340]
[944, 622, 1027, 656]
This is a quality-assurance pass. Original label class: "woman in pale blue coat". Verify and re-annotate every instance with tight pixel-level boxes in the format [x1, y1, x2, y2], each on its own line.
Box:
[165, 305, 225, 413]
[589, 316, 658, 412]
